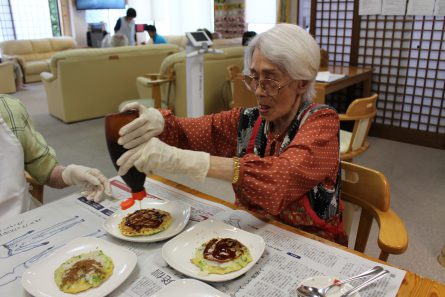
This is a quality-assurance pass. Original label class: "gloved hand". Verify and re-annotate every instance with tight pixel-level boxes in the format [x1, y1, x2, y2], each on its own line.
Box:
[117, 138, 210, 182]
[62, 165, 112, 202]
[118, 102, 165, 149]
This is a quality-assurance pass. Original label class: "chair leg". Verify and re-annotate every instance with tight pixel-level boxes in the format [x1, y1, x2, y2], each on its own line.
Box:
[152, 84, 162, 108]
[379, 251, 389, 261]
[354, 210, 373, 253]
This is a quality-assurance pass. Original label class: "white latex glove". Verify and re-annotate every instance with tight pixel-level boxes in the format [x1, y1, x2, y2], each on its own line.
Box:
[117, 138, 210, 182]
[118, 102, 165, 149]
[62, 165, 112, 202]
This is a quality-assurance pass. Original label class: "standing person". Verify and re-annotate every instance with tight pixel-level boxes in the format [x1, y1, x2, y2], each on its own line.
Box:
[144, 25, 167, 44]
[116, 24, 347, 245]
[0, 94, 111, 220]
[114, 8, 137, 46]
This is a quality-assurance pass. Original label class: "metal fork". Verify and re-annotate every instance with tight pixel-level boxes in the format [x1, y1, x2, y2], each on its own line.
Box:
[341, 269, 390, 297]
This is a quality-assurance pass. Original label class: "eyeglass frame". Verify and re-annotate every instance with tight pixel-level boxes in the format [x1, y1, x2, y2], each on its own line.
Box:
[242, 75, 293, 97]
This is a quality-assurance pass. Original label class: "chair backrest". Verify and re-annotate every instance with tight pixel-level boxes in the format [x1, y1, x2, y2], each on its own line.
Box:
[341, 161, 408, 261]
[227, 65, 257, 108]
[25, 172, 44, 204]
[340, 94, 378, 161]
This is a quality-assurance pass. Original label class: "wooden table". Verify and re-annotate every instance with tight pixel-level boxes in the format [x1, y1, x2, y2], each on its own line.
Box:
[152, 175, 445, 297]
[229, 65, 373, 107]
[314, 66, 374, 104]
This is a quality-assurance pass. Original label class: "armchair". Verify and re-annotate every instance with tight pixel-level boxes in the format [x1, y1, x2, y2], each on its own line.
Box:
[341, 161, 408, 261]
[25, 172, 44, 204]
[136, 46, 245, 117]
[339, 94, 378, 161]
[226, 65, 256, 108]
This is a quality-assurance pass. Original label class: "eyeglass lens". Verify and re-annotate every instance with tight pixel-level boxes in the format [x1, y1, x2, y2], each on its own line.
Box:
[244, 77, 280, 96]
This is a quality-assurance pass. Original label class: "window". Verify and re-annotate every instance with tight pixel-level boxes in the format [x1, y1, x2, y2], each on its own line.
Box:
[0, 0, 14, 41]
[0, 0, 61, 41]
[85, 9, 125, 33]
[86, 0, 214, 36]
[246, 0, 276, 34]
[133, 0, 214, 35]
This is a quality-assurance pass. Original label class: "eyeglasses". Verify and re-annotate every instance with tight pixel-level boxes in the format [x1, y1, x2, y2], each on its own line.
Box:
[243, 75, 293, 97]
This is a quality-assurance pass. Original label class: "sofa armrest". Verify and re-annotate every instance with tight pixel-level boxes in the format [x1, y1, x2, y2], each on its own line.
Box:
[136, 76, 173, 108]
[3, 54, 24, 67]
[143, 72, 161, 79]
[40, 71, 56, 82]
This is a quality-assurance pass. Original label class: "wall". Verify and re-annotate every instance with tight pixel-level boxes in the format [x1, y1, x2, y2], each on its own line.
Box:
[68, 0, 88, 47]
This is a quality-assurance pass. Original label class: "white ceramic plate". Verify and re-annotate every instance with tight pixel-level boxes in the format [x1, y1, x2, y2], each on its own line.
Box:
[21, 237, 137, 297]
[297, 276, 360, 297]
[103, 199, 191, 242]
[152, 278, 230, 297]
[162, 219, 265, 282]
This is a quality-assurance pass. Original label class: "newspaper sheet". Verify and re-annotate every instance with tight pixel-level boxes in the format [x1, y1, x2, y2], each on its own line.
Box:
[0, 178, 405, 297]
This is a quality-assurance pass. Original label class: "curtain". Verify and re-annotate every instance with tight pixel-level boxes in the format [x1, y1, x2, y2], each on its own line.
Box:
[277, 0, 290, 23]
[214, 0, 246, 38]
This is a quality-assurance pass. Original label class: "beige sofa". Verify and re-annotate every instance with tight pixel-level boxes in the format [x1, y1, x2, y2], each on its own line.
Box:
[0, 37, 77, 83]
[136, 46, 245, 117]
[0, 62, 16, 93]
[41, 44, 180, 123]
[162, 35, 242, 49]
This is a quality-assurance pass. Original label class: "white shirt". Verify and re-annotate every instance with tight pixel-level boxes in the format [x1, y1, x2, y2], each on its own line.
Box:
[117, 17, 135, 46]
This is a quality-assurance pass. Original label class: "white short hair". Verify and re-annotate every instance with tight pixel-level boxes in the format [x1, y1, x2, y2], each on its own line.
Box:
[110, 33, 129, 47]
[102, 33, 129, 48]
[245, 23, 320, 101]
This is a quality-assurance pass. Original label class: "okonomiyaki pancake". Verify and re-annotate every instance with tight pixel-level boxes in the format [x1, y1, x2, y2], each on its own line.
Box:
[119, 208, 172, 236]
[191, 238, 252, 274]
[54, 250, 114, 294]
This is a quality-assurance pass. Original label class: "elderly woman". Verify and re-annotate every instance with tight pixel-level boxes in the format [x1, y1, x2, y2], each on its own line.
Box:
[116, 24, 347, 244]
[102, 33, 129, 48]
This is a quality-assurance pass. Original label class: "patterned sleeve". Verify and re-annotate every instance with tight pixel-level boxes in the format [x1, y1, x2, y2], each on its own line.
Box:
[158, 108, 241, 157]
[235, 108, 339, 215]
[0, 95, 58, 184]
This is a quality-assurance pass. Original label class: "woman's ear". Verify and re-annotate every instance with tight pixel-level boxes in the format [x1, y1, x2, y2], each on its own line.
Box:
[296, 80, 309, 94]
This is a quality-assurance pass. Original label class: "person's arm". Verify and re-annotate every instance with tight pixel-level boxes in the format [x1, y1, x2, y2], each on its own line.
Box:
[116, 109, 241, 181]
[158, 108, 240, 157]
[207, 156, 233, 182]
[2, 96, 59, 185]
[234, 108, 340, 215]
[0, 96, 111, 201]
[114, 18, 121, 33]
[118, 103, 240, 157]
[132, 21, 136, 44]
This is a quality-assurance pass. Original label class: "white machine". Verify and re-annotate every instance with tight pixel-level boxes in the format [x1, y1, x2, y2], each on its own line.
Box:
[185, 31, 223, 117]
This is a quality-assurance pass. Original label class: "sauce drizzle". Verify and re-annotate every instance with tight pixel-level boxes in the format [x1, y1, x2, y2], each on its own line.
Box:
[203, 238, 245, 262]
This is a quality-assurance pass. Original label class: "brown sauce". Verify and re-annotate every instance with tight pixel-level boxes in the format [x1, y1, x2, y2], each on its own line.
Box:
[61, 259, 104, 287]
[203, 238, 244, 262]
[125, 209, 165, 231]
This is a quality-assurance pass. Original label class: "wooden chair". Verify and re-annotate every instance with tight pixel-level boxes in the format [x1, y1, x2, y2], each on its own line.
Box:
[320, 48, 329, 70]
[341, 161, 408, 261]
[227, 65, 257, 108]
[339, 94, 378, 161]
[25, 172, 44, 204]
[135, 72, 175, 110]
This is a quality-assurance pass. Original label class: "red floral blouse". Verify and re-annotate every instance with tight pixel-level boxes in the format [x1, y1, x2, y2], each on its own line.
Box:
[158, 107, 347, 245]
